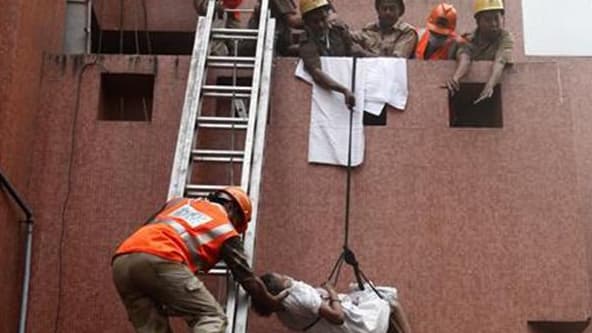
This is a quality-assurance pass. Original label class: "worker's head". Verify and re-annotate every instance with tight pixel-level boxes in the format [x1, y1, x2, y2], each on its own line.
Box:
[252, 273, 290, 317]
[473, 0, 504, 39]
[300, 0, 331, 34]
[252, 273, 290, 316]
[374, 0, 405, 29]
[426, 3, 457, 36]
[208, 187, 252, 233]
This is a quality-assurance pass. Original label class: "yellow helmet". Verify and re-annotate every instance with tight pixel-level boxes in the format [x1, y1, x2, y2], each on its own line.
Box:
[473, 0, 504, 17]
[299, 0, 329, 16]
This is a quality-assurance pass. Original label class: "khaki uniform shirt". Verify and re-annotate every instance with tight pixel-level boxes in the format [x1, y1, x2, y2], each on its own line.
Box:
[458, 29, 514, 64]
[352, 20, 418, 58]
[299, 21, 353, 71]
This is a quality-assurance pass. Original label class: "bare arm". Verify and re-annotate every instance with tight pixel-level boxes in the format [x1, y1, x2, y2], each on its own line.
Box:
[299, 36, 356, 108]
[241, 277, 287, 312]
[474, 60, 505, 104]
[309, 67, 355, 107]
[221, 238, 287, 312]
[446, 52, 471, 95]
[317, 283, 344, 325]
[389, 300, 413, 333]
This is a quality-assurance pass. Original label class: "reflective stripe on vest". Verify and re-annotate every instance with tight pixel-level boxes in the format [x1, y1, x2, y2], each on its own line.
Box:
[159, 218, 235, 270]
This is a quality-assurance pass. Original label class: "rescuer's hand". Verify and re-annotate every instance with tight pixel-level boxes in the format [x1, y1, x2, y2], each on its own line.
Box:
[343, 90, 356, 109]
[474, 83, 494, 104]
[267, 289, 290, 311]
[446, 77, 461, 95]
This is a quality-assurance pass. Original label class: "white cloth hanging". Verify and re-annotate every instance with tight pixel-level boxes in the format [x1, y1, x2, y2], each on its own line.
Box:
[295, 57, 365, 167]
[295, 57, 408, 167]
[358, 58, 408, 116]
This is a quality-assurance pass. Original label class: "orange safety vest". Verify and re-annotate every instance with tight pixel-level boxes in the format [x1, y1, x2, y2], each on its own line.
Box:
[415, 29, 462, 60]
[116, 198, 239, 273]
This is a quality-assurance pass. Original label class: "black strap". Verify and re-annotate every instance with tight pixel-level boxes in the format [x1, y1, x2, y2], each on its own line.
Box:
[302, 316, 321, 331]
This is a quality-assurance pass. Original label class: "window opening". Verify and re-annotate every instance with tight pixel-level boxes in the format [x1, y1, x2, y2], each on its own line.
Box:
[363, 107, 387, 126]
[99, 73, 154, 121]
[449, 83, 503, 128]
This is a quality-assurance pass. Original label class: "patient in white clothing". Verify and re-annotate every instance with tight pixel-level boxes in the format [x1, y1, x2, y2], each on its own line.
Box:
[253, 273, 412, 333]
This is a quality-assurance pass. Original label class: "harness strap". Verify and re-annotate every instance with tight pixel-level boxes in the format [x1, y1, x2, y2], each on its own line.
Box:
[302, 317, 321, 331]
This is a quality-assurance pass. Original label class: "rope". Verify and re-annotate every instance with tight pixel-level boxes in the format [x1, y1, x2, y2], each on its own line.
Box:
[325, 57, 383, 299]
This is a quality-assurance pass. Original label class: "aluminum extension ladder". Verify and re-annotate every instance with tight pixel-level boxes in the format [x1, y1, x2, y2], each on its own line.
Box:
[166, 0, 276, 332]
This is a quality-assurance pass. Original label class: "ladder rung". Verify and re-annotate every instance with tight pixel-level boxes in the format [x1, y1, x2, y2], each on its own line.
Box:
[208, 56, 255, 63]
[198, 116, 249, 124]
[185, 184, 231, 197]
[224, 8, 255, 13]
[211, 34, 258, 41]
[186, 184, 227, 191]
[193, 149, 245, 155]
[203, 92, 251, 98]
[198, 123, 248, 129]
[211, 28, 258, 35]
[195, 156, 245, 163]
[192, 149, 245, 162]
[203, 85, 252, 93]
[193, 149, 245, 157]
[206, 267, 229, 275]
[208, 62, 255, 69]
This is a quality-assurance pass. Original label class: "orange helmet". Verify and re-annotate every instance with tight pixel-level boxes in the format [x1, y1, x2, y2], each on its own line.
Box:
[426, 3, 457, 36]
[219, 186, 252, 233]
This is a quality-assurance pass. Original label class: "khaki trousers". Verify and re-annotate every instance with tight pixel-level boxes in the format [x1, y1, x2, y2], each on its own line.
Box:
[112, 253, 226, 333]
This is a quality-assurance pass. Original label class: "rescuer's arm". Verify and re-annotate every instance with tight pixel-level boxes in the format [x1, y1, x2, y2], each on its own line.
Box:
[474, 59, 505, 104]
[299, 38, 356, 109]
[221, 237, 288, 311]
[475, 31, 514, 104]
[446, 52, 471, 95]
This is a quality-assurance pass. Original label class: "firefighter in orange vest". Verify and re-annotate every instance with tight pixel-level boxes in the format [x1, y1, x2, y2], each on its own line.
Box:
[112, 187, 286, 333]
[415, 3, 465, 60]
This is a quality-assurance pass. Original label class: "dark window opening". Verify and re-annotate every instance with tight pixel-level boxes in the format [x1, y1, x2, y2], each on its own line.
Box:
[528, 319, 590, 333]
[99, 73, 154, 121]
[363, 106, 387, 126]
[449, 83, 503, 128]
[90, 6, 194, 55]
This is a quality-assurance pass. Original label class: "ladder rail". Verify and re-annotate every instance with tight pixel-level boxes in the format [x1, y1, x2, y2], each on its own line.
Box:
[167, 0, 216, 199]
[231, 16, 277, 333]
[226, 0, 272, 330]
[165, 1, 275, 332]
[239, 0, 271, 195]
